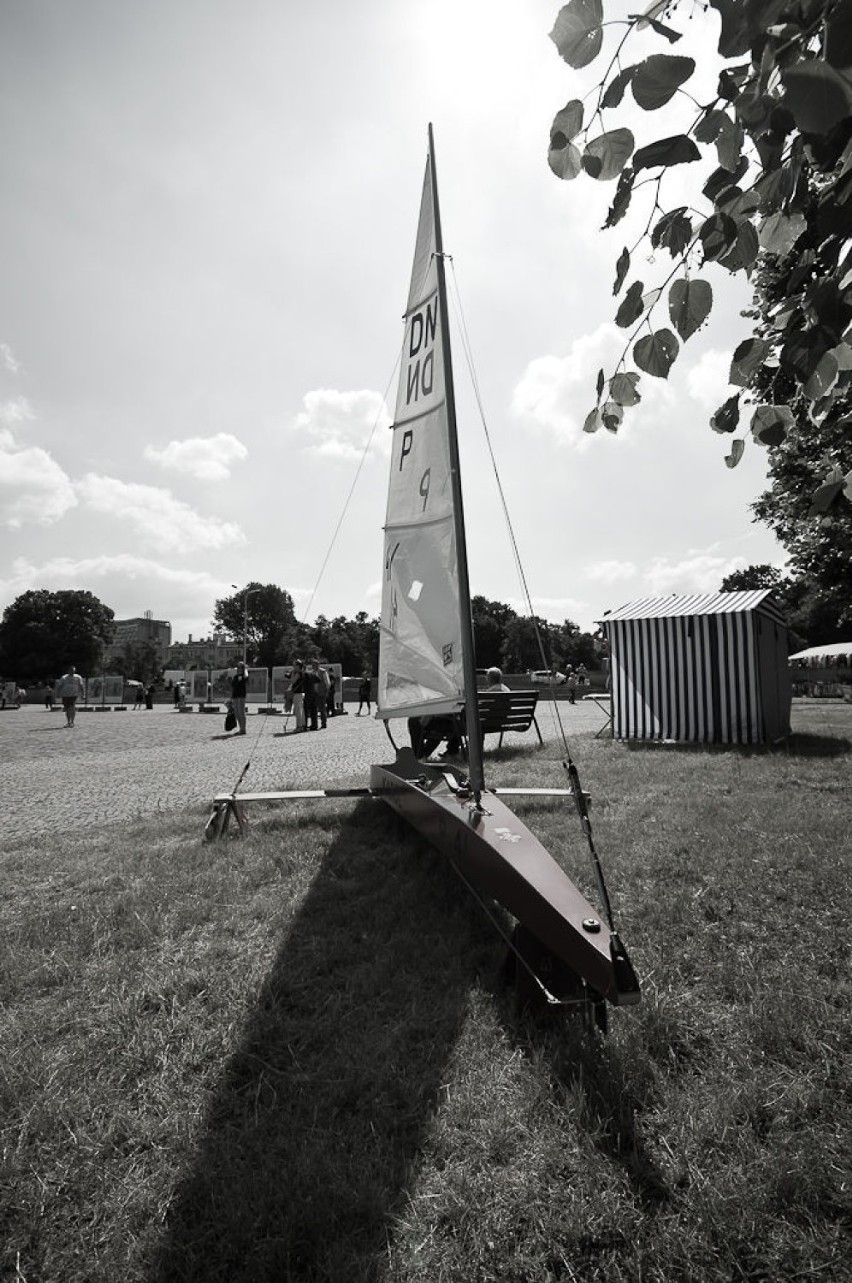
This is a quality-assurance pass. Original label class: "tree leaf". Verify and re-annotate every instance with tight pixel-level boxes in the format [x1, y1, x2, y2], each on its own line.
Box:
[601, 65, 637, 109]
[633, 134, 701, 173]
[699, 211, 738, 262]
[601, 401, 623, 432]
[730, 337, 770, 387]
[711, 393, 740, 434]
[548, 138, 583, 180]
[781, 61, 852, 135]
[613, 247, 630, 295]
[609, 371, 641, 406]
[806, 473, 845, 516]
[709, 0, 750, 58]
[550, 0, 604, 70]
[650, 207, 693, 256]
[750, 404, 795, 447]
[759, 210, 807, 256]
[633, 328, 679, 378]
[631, 54, 695, 110]
[696, 110, 745, 173]
[615, 280, 645, 327]
[669, 278, 713, 340]
[550, 100, 584, 145]
[582, 128, 635, 180]
[603, 167, 634, 227]
[718, 220, 760, 274]
[826, 0, 852, 71]
[642, 15, 683, 44]
[725, 438, 745, 468]
[803, 350, 840, 401]
[596, 367, 605, 401]
[583, 407, 602, 433]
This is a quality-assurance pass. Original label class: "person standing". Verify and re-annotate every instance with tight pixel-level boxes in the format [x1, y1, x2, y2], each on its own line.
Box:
[58, 665, 85, 727]
[316, 663, 330, 728]
[230, 661, 248, 735]
[357, 673, 372, 716]
[288, 661, 306, 731]
[302, 661, 321, 731]
[326, 667, 337, 720]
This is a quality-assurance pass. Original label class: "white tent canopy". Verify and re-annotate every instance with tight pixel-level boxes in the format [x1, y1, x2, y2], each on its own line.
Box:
[789, 643, 852, 660]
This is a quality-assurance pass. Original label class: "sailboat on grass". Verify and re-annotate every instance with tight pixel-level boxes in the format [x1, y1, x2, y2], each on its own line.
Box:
[207, 126, 640, 1024]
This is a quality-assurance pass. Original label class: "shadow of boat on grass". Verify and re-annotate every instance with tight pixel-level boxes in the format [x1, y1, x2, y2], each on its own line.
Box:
[152, 800, 499, 1282]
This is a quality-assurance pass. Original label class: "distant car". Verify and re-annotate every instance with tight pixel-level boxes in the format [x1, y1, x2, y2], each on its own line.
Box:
[528, 669, 567, 685]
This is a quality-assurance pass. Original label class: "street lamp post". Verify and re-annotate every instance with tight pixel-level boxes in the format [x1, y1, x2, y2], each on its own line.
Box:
[232, 585, 259, 665]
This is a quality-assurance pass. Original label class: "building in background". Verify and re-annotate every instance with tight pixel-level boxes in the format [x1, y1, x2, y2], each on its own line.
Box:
[166, 633, 242, 671]
[106, 611, 172, 666]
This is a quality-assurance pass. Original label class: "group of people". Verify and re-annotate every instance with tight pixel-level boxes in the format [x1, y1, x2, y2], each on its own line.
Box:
[282, 660, 338, 732]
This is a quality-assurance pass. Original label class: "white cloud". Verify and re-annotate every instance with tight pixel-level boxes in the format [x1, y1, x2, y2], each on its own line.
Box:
[0, 343, 20, 374]
[144, 432, 248, 480]
[0, 428, 78, 527]
[685, 349, 734, 410]
[585, 559, 638, 585]
[0, 398, 35, 428]
[292, 389, 391, 460]
[510, 324, 670, 447]
[641, 552, 748, 598]
[75, 474, 246, 552]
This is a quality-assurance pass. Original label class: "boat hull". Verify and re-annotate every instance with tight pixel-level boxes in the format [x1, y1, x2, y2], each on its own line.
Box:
[370, 750, 639, 1007]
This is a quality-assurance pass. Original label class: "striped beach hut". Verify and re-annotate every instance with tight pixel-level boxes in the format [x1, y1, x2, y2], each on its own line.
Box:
[600, 591, 791, 744]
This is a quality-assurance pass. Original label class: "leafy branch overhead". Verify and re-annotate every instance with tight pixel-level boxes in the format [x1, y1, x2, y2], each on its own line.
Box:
[547, 0, 852, 512]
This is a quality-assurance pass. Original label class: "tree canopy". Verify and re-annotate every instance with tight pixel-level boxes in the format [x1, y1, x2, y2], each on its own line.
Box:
[0, 589, 115, 681]
[212, 583, 298, 670]
[548, 0, 852, 513]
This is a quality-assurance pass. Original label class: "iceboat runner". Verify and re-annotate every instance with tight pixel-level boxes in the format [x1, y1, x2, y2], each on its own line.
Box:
[206, 126, 640, 1023]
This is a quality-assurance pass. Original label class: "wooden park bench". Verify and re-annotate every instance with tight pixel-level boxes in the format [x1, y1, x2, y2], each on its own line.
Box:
[475, 689, 542, 749]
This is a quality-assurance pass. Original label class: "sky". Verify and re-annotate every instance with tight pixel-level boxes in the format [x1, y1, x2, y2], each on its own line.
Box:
[0, 0, 787, 647]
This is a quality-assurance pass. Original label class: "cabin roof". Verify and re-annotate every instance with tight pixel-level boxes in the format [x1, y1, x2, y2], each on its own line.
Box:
[599, 589, 786, 626]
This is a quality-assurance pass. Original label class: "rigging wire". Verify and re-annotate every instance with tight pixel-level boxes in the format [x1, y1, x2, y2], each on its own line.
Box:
[446, 259, 617, 934]
[226, 353, 401, 797]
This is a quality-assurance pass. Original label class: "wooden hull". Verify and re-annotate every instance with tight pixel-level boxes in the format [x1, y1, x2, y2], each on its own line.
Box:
[371, 750, 640, 1007]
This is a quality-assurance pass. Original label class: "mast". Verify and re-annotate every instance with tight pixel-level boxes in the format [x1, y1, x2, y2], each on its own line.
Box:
[428, 123, 485, 804]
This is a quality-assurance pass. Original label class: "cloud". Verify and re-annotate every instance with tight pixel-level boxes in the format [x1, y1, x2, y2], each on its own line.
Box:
[510, 324, 660, 447]
[0, 428, 78, 528]
[292, 389, 391, 460]
[685, 349, 735, 410]
[0, 398, 35, 428]
[0, 343, 20, 374]
[585, 559, 638, 585]
[144, 432, 249, 480]
[641, 552, 749, 597]
[75, 474, 246, 552]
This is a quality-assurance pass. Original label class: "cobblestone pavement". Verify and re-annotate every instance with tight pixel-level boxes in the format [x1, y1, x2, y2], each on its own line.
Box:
[1, 698, 611, 842]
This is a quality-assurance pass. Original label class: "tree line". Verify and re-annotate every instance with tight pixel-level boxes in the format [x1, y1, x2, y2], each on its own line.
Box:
[0, 585, 603, 685]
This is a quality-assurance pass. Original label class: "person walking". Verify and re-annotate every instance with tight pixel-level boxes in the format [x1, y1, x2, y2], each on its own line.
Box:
[230, 661, 248, 734]
[357, 673, 372, 716]
[57, 665, 85, 727]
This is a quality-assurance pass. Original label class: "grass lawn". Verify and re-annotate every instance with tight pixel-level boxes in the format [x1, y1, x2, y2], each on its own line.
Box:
[2, 701, 850, 1282]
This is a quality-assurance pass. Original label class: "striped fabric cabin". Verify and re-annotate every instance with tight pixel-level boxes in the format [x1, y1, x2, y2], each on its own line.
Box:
[600, 591, 791, 744]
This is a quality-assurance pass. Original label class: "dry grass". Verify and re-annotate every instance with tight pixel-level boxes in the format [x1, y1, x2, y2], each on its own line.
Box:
[1, 702, 850, 1281]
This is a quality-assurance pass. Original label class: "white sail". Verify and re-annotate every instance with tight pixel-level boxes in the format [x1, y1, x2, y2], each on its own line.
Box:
[376, 153, 467, 721]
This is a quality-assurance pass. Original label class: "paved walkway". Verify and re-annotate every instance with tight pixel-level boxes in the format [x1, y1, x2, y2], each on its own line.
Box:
[0, 699, 611, 842]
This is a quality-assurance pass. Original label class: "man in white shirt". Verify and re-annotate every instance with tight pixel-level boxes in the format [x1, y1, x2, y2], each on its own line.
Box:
[58, 666, 85, 727]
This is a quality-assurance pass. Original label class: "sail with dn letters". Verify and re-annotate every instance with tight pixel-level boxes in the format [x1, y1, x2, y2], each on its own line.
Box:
[376, 151, 467, 722]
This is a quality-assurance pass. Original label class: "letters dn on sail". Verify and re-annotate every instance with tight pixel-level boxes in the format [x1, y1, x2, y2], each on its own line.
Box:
[403, 299, 439, 409]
